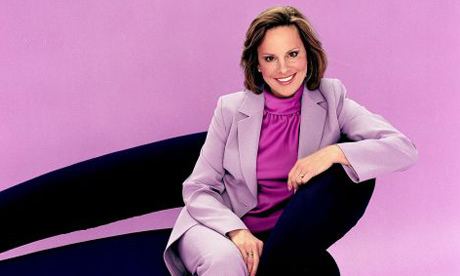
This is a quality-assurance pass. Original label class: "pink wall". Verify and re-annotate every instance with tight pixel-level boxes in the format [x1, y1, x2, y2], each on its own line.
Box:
[1, 1, 459, 275]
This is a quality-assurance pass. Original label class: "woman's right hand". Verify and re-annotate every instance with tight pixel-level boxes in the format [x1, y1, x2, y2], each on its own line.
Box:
[227, 229, 264, 276]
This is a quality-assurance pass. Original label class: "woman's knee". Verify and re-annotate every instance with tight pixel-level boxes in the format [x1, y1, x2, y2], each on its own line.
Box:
[177, 225, 248, 275]
[201, 245, 247, 273]
[312, 163, 353, 186]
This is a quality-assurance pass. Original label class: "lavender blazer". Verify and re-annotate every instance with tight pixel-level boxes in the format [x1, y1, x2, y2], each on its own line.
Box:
[163, 78, 418, 275]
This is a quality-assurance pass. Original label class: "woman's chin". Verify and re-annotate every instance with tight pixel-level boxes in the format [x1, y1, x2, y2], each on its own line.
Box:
[270, 82, 302, 97]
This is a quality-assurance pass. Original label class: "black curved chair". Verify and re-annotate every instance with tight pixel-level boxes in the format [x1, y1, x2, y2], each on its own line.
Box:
[0, 132, 207, 275]
[0, 132, 374, 275]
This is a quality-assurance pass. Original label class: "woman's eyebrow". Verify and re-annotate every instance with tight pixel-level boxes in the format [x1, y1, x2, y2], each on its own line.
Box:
[261, 48, 300, 56]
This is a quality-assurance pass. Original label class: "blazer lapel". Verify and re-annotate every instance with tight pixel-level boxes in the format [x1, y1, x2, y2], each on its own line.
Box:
[237, 91, 264, 199]
[298, 85, 327, 159]
[237, 82, 326, 200]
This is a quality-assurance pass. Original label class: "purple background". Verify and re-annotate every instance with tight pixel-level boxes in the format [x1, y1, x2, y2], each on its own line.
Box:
[1, 1, 459, 275]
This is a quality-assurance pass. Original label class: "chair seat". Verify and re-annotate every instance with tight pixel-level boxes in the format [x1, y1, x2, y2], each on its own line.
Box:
[0, 229, 172, 276]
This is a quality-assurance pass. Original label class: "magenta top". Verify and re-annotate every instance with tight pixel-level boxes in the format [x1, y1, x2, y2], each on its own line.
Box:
[241, 84, 304, 233]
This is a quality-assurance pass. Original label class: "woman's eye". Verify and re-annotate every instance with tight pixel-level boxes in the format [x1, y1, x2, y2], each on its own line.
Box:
[289, 51, 299, 58]
[265, 56, 274, 62]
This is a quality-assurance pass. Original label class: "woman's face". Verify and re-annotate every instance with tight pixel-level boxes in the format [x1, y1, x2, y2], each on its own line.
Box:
[257, 25, 308, 98]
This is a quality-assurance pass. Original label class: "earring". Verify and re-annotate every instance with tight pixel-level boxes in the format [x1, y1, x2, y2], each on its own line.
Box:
[257, 68, 261, 72]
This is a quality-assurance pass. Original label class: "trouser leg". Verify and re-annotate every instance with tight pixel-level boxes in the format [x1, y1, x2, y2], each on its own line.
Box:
[257, 163, 375, 275]
[177, 224, 248, 276]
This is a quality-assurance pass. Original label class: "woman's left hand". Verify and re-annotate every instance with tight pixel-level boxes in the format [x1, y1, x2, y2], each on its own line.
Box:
[287, 145, 339, 192]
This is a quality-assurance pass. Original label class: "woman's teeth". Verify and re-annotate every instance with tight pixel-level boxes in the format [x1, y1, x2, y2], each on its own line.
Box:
[276, 74, 295, 83]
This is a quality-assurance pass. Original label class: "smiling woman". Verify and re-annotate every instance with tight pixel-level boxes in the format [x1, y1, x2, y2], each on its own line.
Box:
[256, 25, 308, 98]
[163, 5, 417, 276]
[241, 6, 327, 96]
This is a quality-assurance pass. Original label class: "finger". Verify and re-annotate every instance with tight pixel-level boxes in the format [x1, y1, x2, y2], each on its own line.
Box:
[293, 175, 305, 193]
[301, 171, 314, 185]
[247, 252, 254, 275]
[287, 172, 293, 191]
[294, 176, 302, 185]
[288, 172, 300, 190]
[251, 251, 260, 276]
[288, 164, 300, 189]
[237, 247, 249, 269]
[288, 178, 295, 191]
[243, 254, 250, 275]
[292, 169, 301, 182]
[243, 246, 253, 275]
[290, 182, 295, 192]
[291, 168, 301, 183]
[249, 246, 260, 276]
[257, 241, 263, 256]
[297, 173, 304, 186]
[297, 170, 307, 185]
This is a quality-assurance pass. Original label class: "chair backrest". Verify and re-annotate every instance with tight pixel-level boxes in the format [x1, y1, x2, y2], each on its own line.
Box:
[0, 132, 207, 253]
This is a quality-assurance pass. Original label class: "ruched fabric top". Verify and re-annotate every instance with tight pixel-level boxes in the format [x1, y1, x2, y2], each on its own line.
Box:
[241, 83, 304, 233]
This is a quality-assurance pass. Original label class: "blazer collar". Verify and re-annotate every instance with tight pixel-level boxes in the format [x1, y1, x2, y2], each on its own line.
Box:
[237, 81, 326, 199]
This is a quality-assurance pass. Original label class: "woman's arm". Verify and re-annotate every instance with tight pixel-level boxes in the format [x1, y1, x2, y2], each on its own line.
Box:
[182, 96, 248, 236]
[334, 79, 419, 183]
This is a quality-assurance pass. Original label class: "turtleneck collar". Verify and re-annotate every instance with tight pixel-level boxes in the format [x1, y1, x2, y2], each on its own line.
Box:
[263, 82, 304, 115]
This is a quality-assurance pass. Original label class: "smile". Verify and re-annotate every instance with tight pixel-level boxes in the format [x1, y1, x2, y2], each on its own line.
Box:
[275, 73, 296, 84]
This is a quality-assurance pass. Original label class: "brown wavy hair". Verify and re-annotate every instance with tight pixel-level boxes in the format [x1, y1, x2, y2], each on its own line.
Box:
[240, 6, 327, 94]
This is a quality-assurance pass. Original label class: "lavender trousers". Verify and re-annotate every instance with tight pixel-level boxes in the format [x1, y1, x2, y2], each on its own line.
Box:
[176, 163, 375, 275]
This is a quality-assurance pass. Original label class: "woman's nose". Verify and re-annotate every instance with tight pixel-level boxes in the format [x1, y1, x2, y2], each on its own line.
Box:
[278, 59, 289, 74]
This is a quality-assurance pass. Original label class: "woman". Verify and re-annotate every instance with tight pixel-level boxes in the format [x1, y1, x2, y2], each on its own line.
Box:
[163, 6, 418, 276]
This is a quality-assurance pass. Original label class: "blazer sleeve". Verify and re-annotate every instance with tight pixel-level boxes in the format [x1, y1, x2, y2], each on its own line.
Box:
[182, 96, 248, 236]
[334, 79, 419, 183]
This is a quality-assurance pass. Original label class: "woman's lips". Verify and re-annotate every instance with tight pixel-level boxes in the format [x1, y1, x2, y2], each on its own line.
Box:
[275, 73, 296, 85]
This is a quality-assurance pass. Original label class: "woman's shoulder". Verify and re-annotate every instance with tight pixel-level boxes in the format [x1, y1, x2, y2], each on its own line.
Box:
[217, 89, 253, 113]
[316, 78, 350, 111]
[307, 77, 351, 118]
[220, 89, 247, 103]
[319, 77, 348, 99]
